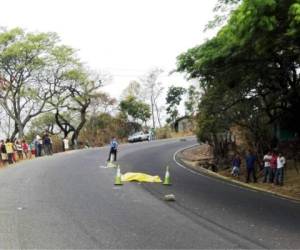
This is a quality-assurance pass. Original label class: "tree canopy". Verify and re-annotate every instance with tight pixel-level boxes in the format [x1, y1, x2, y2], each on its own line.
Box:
[165, 86, 186, 125]
[177, 0, 300, 151]
[120, 95, 151, 125]
[0, 28, 70, 138]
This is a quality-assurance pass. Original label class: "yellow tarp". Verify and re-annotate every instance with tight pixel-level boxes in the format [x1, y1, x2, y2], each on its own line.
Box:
[121, 172, 162, 183]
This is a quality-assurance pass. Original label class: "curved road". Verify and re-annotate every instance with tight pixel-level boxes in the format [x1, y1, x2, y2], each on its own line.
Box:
[0, 137, 299, 249]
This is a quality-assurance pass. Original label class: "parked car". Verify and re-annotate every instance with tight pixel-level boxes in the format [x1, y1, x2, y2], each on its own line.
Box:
[128, 131, 150, 143]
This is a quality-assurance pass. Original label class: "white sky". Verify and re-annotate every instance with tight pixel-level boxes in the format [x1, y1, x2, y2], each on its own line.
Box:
[0, 0, 218, 99]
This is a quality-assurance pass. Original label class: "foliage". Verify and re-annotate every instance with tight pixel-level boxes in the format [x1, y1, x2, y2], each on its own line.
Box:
[80, 112, 142, 146]
[155, 126, 173, 140]
[0, 27, 121, 149]
[121, 80, 141, 99]
[120, 95, 151, 124]
[140, 68, 164, 129]
[89, 92, 117, 114]
[27, 112, 57, 138]
[51, 68, 104, 145]
[0, 28, 73, 139]
[205, 0, 241, 31]
[165, 86, 186, 125]
[184, 85, 201, 116]
[177, 0, 300, 153]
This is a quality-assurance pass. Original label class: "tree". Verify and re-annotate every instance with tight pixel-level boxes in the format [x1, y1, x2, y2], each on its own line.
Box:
[26, 112, 58, 141]
[0, 28, 78, 139]
[121, 80, 141, 99]
[52, 68, 104, 146]
[177, 0, 300, 152]
[184, 85, 201, 116]
[165, 86, 186, 125]
[141, 68, 164, 129]
[120, 95, 151, 125]
[89, 92, 117, 114]
[205, 0, 241, 31]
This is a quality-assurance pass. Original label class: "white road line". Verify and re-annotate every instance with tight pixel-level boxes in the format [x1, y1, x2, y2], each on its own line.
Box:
[172, 144, 300, 203]
[172, 144, 259, 191]
[172, 144, 209, 177]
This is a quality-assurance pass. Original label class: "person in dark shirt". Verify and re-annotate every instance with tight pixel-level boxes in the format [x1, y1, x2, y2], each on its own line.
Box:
[245, 150, 257, 183]
[0, 140, 7, 165]
[43, 134, 52, 155]
[231, 154, 241, 177]
[107, 137, 118, 162]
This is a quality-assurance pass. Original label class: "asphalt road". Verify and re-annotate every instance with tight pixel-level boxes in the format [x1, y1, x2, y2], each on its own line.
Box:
[0, 137, 299, 249]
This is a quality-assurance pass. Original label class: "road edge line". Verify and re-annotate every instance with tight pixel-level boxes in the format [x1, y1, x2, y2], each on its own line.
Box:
[173, 144, 300, 204]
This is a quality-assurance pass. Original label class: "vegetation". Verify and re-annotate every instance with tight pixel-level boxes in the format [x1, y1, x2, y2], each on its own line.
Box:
[0, 25, 199, 150]
[0, 28, 71, 139]
[165, 86, 186, 125]
[0, 28, 116, 146]
[177, 0, 300, 156]
[120, 96, 151, 125]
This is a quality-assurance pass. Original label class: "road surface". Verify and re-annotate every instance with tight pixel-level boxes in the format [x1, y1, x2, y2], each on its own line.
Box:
[0, 137, 299, 249]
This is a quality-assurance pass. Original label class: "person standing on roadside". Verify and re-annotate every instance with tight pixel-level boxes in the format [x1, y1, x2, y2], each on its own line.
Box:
[263, 151, 272, 183]
[43, 134, 52, 155]
[0, 140, 7, 165]
[5, 139, 15, 164]
[63, 137, 69, 151]
[245, 150, 257, 183]
[275, 152, 286, 186]
[21, 139, 29, 159]
[34, 135, 42, 157]
[107, 137, 118, 162]
[15, 139, 23, 160]
[269, 151, 277, 183]
[231, 153, 241, 177]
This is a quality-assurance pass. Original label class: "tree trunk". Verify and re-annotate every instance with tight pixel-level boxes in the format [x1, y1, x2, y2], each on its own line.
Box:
[17, 121, 24, 139]
[71, 109, 87, 148]
[10, 124, 18, 141]
[151, 95, 156, 129]
[154, 102, 162, 128]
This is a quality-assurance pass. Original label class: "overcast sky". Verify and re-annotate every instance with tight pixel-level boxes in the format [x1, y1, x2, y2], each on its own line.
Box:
[0, 0, 218, 100]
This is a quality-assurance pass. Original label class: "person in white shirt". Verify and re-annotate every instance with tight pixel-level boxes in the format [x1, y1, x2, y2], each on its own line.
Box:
[263, 151, 272, 183]
[275, 152, 286, 186]
[63, 137, 69, 151]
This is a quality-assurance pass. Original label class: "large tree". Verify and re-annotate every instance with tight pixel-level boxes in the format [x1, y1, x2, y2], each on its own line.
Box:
[51, 68, 104, 146]
[0, 28, 78, 139]
[120, 95, 151, 125]
[141, 68, 164, 129]
[165, 86, 186, 125]
[177, 0, 300, 151]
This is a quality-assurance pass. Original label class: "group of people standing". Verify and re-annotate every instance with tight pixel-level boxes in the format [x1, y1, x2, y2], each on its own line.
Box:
[33, 134, 53, 157]
[231, 150, 286, 186]
[262, 151, 286, 185]
[0, 139, 31, 164]
[0, 133, 55, 166]
[1, 134, 117, 167]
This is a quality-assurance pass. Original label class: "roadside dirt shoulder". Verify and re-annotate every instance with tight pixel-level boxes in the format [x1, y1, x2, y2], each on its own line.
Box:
[178, 144, 300, 202]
